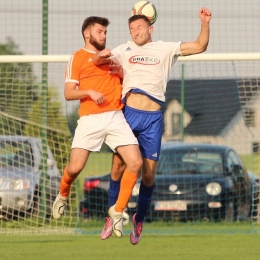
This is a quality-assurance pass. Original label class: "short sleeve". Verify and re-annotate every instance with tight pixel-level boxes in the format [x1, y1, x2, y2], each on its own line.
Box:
[65, 54, 81, 84]
[111, 44, 126, 66]
[167, 41, 183, 66]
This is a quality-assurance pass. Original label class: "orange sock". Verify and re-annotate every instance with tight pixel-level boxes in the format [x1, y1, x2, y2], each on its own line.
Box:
[115, 169, 138, 213]
[60, 166, 75, 198]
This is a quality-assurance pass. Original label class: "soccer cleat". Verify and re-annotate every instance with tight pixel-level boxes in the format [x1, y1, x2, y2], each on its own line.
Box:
[100, 217, 113, 240]
[108, 205, 123, 238]
[130, 213, 143, 245]
[52, 193, 68, 220]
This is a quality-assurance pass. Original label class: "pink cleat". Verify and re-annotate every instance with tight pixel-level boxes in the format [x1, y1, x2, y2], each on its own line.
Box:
[130, 213, 143, 245]
[100, 217, 113, 240]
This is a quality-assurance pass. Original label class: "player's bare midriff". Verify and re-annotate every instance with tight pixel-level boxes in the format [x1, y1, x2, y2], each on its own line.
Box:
[125, 92, 161, 111]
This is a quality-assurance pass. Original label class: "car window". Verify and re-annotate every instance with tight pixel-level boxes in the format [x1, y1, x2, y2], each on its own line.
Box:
[157, 149, 223, 175]
[0, 140, 34, 167]
[227, 150, 243, 175]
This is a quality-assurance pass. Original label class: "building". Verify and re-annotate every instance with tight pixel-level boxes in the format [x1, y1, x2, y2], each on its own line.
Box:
[163, 78, 260, 155]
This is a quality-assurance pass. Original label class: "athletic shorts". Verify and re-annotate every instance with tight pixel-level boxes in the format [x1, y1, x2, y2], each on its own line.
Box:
[122, 105, 163, 161]
[71, 110, 138, 152]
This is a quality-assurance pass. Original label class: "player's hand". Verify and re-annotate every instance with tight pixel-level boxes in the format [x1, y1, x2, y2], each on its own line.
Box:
[109, 64, 123, 76]
[88, 90, 106, 104]
[199, 7, 211, 24]
[98, 48, 113, 58]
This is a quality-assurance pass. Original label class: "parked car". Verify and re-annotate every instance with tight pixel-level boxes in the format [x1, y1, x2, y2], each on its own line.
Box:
[0, 135, 61, 219]
[80, 142, 260, 222]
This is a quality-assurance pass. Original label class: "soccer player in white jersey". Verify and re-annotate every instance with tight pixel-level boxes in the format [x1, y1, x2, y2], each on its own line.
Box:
[93, 7, 212, 244]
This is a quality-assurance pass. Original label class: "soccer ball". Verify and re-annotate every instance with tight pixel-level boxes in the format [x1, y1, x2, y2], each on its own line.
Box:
[131, 1, 158, 25]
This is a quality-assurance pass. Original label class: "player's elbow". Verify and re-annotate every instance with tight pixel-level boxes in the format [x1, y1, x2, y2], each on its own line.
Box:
[200, 43, 209, 53]
[195, 41, 209, 54]
[64, 91, 73, 101]
[64, 94, 70, 101]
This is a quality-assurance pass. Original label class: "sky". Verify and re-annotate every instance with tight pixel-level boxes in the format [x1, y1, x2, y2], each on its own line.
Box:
[1, 0, 259, 54]
[0, 0, 259, 112]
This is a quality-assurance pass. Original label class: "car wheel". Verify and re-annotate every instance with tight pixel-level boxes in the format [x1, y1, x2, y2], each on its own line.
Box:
[30, 177, 60, 218]
[249, 197, 260, 219]
[30, 186, 49, 217]
[224, 200, 237, 221]
[46, 177, 61, 218]
[31, 185, 40, 216]
[211, 198, 237, 222]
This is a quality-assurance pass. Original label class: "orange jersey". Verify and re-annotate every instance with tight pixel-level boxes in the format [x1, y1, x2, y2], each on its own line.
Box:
[65, 48, 123, 117]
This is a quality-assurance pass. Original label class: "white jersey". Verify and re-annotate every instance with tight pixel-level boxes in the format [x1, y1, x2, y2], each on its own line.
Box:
[111, 40, 182, 102]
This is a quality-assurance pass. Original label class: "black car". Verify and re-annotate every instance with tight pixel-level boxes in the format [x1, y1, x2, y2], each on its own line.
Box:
[80, 142, 259, 222]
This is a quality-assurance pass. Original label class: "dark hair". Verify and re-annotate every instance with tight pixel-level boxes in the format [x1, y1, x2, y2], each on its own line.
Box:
[128, 15, 151, 26]
[81, 16, 110, 38]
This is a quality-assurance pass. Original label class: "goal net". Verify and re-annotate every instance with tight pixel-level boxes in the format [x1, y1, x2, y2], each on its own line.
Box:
[0, 57, 77, 234]
[0, 54, 260, 235]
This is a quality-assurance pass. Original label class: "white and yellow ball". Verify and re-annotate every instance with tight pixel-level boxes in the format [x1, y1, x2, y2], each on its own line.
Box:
[131, 1, 158, 25]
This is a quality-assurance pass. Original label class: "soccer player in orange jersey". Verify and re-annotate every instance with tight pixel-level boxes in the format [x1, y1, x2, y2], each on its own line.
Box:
[52, 16, 143, 238]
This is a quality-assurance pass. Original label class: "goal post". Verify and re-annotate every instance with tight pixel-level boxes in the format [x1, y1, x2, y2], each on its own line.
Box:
[0, 54, 260, 235]
[1, 53, 260, 63]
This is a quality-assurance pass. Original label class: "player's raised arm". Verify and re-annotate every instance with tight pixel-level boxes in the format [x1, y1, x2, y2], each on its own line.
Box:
[92, 48, 113, 65]
[180, 7, 212, 56]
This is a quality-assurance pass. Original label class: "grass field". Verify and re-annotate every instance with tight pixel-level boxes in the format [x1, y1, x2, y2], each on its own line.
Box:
[76, 152, 112, 198]
[1, 233, 260, 260]
[241, 153, 260, 176]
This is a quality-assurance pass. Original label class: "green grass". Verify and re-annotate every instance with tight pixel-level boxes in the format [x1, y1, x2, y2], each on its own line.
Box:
[77, 220, 260, 234]
[76, 152, 112, 199]
[1, 233, 260, 260]
[241, 153, 260, 176]
[81, 152, 112, 177]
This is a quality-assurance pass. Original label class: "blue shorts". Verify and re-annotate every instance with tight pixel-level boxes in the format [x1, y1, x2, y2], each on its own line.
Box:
[122, 105, 163, 161]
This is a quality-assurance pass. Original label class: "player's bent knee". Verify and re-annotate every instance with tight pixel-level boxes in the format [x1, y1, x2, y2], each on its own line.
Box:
[142, 173, 155, 185]
[136, 157, 143, 168]
[127, 157, 143, 173]
[67, 165, 84, 178]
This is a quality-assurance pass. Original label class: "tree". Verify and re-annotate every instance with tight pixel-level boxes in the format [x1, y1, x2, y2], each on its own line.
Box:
[0, 38, 39, 118]
[23, 86, 71, 171]
[66, 105, 79, 136]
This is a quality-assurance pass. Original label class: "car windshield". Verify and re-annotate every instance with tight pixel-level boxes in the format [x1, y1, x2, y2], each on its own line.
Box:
[0, 140, 34, 167]
[157, 149, 224, 175]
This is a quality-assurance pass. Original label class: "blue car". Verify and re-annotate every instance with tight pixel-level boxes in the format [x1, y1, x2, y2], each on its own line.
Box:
[80, 142, 260, 222]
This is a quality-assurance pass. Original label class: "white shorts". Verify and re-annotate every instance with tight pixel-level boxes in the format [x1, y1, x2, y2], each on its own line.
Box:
[71, 110, 138, 152]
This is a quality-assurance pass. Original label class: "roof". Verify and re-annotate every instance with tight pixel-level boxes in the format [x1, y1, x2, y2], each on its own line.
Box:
[164, 79, 241, 135]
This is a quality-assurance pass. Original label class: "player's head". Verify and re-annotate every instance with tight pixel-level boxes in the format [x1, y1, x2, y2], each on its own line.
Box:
[82, 16, 110, 51]
[128, 15, 153, 46]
